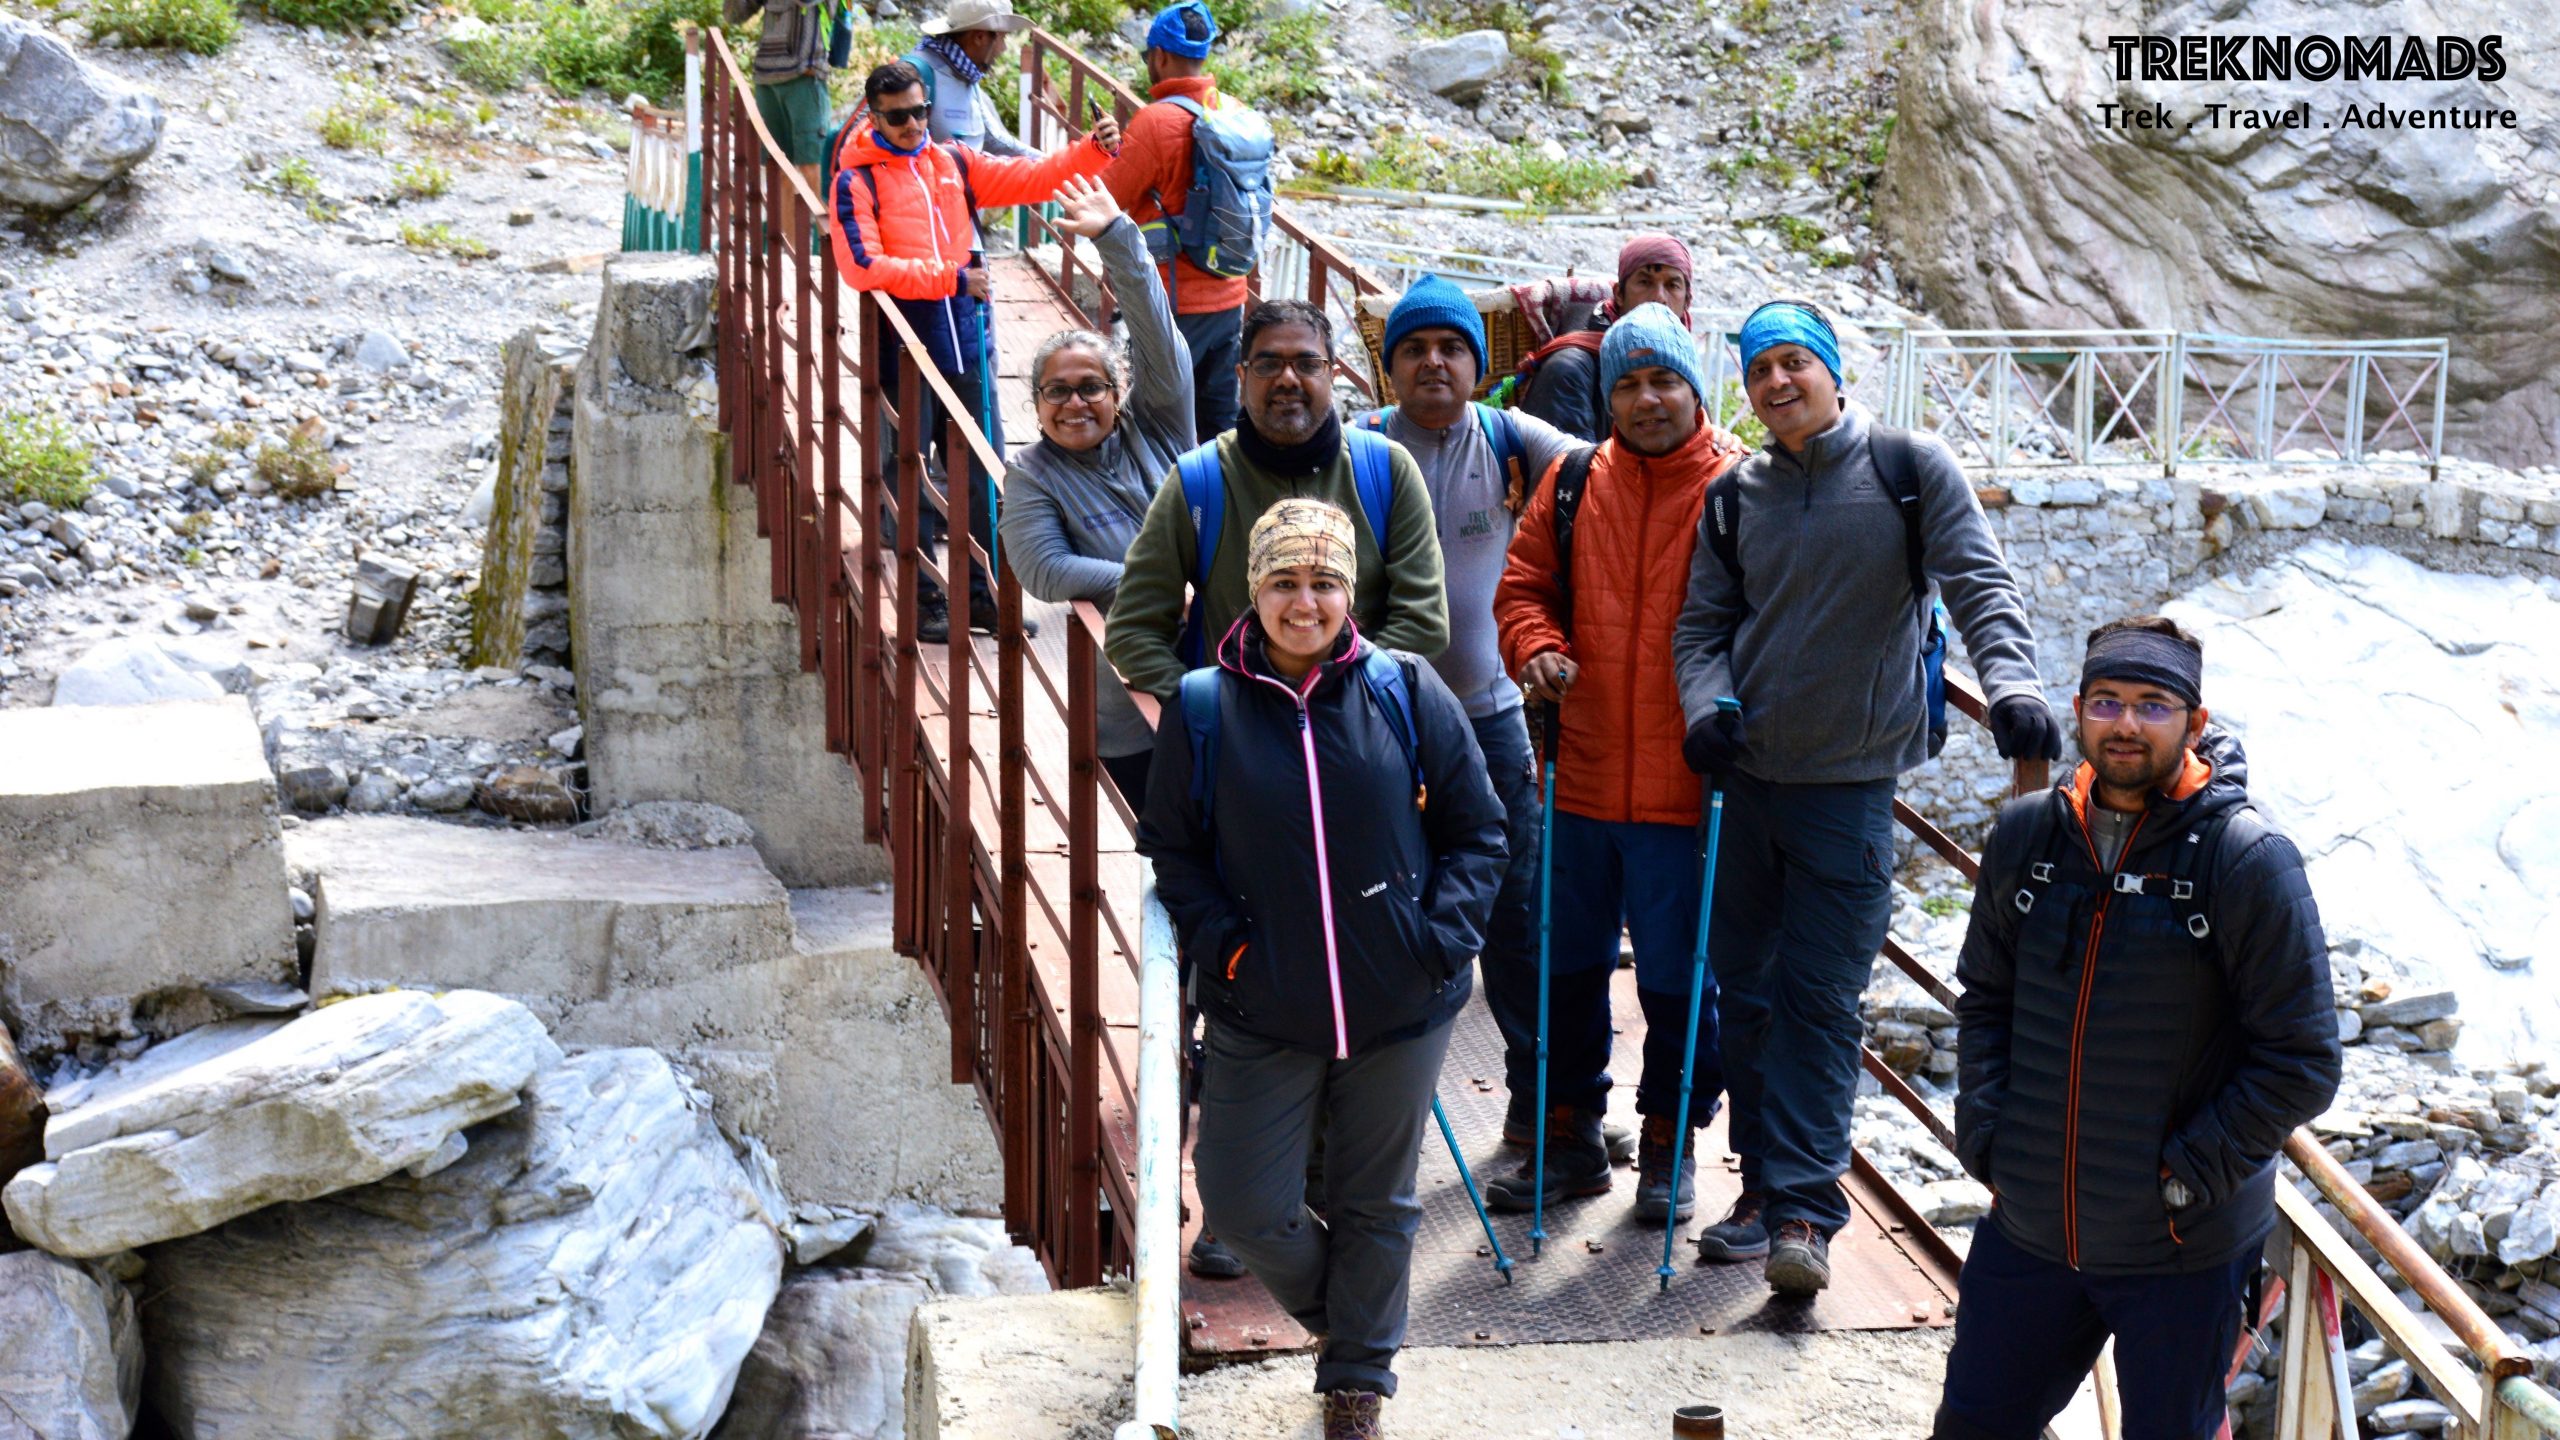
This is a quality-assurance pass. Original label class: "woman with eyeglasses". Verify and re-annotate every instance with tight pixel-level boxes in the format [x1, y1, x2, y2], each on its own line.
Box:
[996, 174, 1195, 811]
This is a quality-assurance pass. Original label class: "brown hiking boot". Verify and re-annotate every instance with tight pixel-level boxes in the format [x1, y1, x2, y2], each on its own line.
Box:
[1484, 1105, 1611, 1211]
[1632, 1114, 1696, 1223]
[1500, 1093, 1636, 1163]
[1765, 1218, 1833, 1297]
[1323, 1390, 1383, 1440]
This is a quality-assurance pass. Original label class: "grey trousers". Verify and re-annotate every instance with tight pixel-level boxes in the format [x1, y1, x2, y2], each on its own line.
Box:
[1194, 1017, 1454, 1397]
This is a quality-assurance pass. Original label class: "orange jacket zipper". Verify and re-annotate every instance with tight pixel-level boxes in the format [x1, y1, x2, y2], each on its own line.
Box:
[2062, 803, 2146, 1269]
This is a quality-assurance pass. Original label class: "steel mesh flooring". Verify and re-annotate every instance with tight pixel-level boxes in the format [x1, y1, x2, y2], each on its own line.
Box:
[1182, 967, 1956, 1356]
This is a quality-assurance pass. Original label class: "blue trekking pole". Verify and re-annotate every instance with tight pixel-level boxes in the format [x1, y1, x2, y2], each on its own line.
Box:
[1530, 698, 1559, 1259]
[1659, 696, 1740, 1292]
[1433, 1095, 1513, 1284]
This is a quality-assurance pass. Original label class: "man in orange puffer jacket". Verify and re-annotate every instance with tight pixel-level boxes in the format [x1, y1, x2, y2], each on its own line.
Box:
[1486, 303, 1749, 1227]
[830, 59, 1118, 638]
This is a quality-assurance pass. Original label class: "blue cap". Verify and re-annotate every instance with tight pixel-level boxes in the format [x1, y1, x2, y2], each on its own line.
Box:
[1383, 273, 1485, 378]
[1146, 0, 1216, 57]
[1600, 302, 1705, 405]
[1737, 301, 1842, 388]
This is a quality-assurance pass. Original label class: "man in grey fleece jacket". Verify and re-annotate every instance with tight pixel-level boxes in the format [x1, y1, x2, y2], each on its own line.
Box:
[1670, 300, 2058, 1297]
[1360, 274, 1594, 1162]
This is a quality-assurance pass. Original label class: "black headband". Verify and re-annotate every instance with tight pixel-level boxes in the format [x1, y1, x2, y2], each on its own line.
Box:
[2081, 629, 2203, 708]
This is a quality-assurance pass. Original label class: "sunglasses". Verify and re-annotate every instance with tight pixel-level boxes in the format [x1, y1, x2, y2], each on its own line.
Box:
[874, 103, 931, 127]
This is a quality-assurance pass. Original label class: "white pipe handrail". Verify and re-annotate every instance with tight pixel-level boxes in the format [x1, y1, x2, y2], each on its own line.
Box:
[1115, 875, 1183, 1440]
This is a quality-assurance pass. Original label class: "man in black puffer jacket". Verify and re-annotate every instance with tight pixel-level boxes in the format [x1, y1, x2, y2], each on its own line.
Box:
[1931, 615, 2341, 1440]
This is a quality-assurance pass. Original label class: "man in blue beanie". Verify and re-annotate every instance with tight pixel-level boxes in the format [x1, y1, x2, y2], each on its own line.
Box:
[1103, 0, 1253, 443]
[1670, 298, 2056, 1298]
[1488, 302, 1751, 1227]
[1360, 276, 1599, 1173]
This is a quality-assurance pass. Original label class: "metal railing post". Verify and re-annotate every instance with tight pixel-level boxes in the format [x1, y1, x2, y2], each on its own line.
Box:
[2430, 340, 2449, 481]
[2164, 332, 2184, 477]
[1113, 876, 1183, 1440]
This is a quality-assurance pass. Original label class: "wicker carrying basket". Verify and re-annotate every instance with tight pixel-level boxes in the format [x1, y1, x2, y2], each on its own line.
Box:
[1353, 276, 1609, 404]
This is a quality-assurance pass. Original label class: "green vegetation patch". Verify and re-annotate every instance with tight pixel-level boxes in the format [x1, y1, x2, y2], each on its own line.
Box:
[0, 410, 97, 510]
[253, 432, 340, 499]
[262, 0, 404, 31]
[317, 85, 398, 152]
[399, 221, 496, 259]
[90, 0, 239, 53]
[1304, 132, 1629, 211]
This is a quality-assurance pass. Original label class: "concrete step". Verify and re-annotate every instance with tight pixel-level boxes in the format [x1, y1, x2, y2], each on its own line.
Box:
[291, 816, 796, 1023]
[0, 697, 295, 1055]
[909, 1289, 1957, 1439]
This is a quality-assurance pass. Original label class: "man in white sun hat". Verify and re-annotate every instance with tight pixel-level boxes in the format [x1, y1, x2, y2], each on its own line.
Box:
[910, 0, 1038, 158]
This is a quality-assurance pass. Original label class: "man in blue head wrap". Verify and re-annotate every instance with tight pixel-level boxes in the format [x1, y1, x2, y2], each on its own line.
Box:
[1668, 298, 2056, 1298]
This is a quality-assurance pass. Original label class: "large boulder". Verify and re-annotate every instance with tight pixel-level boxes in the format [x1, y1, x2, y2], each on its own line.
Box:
[0, 16, 164, 212]
[1407, 29, 1510, 103]
[3, 990, 559, 1258]
[707, 1272, 931, 1440]
[50, 637, 223, 707]
[0, 1251, 141, 1436]
[1881, 0, 2560, 465]
[145, 1049, 785, 1440]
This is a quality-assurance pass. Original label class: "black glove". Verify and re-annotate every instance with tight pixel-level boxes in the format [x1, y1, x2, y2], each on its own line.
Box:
[1681, 706, 1745, 778]
[1988, 693, 2062, 761]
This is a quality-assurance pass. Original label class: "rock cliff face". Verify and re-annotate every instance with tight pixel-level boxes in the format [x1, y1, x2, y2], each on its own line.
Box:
[1881, 0, 2560, 464]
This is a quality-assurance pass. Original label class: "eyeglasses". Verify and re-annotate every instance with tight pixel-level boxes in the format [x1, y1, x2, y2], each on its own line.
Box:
[874, 104, 931, 127]
[1246, 354, 1331, 379]
[1037, 379, 1118, 405]
[2083, 697, 2187, 726]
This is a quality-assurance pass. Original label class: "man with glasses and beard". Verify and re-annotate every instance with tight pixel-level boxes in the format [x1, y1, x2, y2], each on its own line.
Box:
[1929, 615, 2340, 1440]
[1106, 297, 1449, 709]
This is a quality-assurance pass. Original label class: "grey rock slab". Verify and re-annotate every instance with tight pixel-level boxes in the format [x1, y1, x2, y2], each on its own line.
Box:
[2364, 988, 2461, 1029]
[0, 1250, 141, 1437]
[144, 1049, 784, 1440]
[1407, 30, 1510, 102]
[3, 990, 558, 1257]
[707, 1271, 928, 1440]
[352, 329, 410, 372]
[0, 16, 164, 212]
[51, 635, 222, 706]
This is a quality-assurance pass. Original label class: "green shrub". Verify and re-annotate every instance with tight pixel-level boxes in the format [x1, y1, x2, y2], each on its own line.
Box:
[393, 159, 453, 199]
[253, 433, 338, 499]
[90, 0, 238, 53]
[317, 87, 397, 151]
[1206, 11, 1326, 107]
[262, 0, 403, 30]
[1304, 134, 1629, 211]
[0, 410, 94, 509]
[532, 0, 720, 101]
[1017, 0, 1130, 38]
[449, 25, 537, 90]
[399, 221, 495, 259]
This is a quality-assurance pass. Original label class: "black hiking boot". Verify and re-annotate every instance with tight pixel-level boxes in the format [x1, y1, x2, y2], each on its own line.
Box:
[1694, 1190, 1771, 1262]
[913, 588, 951, 645]
[1765, 1218, 1832, 1297]
[1501, 1093, 1635, 1164]
[1187, 1230, 1247, 1279]
[964, 578, 1038, 637]
[1632, 1115, 1696, 1223]
[1484, 1106, 1611, 1211]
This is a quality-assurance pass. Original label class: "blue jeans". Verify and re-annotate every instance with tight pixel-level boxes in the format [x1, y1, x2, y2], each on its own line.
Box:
[1467, 709, 1545, 1103]
[1542, 810, 1721, 1128]
[1932, 1217, 2255, 1440]
[1708, 769, 1896, 1235]
[1177, 305, 1242, 442]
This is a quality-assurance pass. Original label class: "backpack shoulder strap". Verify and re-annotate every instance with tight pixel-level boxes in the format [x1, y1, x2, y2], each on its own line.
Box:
[2001, 790, 2076, 921]
[1548, 443, 1598, 632]
[1867, 426, 1929, 603]
[1345, 426, 1396, 545]
[1176, 441, 1226, 666]
[1357, 648, 1427, 811]
[1474, 403, 1528, 514]
[2167, 803, 2264, 950]
[1704, 469, 1743, 586]
[1357, 407, 1393, 432]
[941, 143, 981, 217]
[1178, 667, 1223, 826]
[1162, 93, 1207, 122]
[903, 48, 937, 101]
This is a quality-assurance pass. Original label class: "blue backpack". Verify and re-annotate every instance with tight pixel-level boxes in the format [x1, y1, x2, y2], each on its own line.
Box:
[1143, 95, 1275, 284]
[1178, 646, 1428, 832]
[1357, 402, 1531, 514]
[1702, 427, 1950, 757]
[1174, 427, 1395, 667]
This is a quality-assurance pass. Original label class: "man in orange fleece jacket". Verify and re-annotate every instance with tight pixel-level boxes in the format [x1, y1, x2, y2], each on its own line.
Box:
[831, 58, 1117, 639]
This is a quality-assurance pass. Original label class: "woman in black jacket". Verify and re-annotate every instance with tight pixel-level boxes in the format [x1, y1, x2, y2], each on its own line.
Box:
[1137, 497, 1505, 1440]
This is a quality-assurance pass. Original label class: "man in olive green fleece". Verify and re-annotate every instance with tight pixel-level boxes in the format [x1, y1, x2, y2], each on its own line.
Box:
[1107, 298, 1450, 703]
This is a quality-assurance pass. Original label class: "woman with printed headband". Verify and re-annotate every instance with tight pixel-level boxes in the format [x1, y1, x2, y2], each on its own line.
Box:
[1668, 297, 2054, 1297]
[1137, 498, 1504, 1440]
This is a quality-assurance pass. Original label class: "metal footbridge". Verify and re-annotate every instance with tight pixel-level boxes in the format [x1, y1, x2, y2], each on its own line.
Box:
[658, 24, 2558, 1439]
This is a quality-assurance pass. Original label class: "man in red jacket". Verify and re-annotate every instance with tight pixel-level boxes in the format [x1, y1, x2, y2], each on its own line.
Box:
[832, 60, 1116, 640]
[1486, 303, 1749, 1227]
[1101, 0, 1248, 443]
